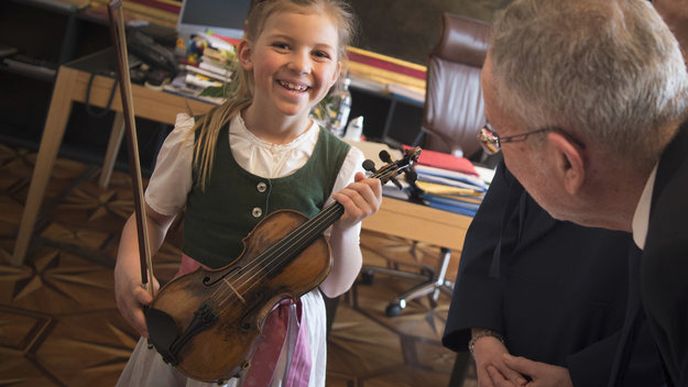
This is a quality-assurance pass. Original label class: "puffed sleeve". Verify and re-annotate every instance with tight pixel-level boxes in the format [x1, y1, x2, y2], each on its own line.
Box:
[144, 113, 195, 216]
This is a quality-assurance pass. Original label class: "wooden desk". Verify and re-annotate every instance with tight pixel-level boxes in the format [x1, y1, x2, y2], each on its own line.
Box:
[12, 55, 473, 268]
[364, 196, 470, 251]
[12, 61, 213, 264]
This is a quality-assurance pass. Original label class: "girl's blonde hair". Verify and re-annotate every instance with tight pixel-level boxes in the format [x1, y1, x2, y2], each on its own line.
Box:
[191, 0, 356, 189]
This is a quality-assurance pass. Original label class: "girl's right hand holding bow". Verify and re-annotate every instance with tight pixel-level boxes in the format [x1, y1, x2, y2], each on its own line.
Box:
[114, 205, 176, 338]
[115, 256, 159, 338]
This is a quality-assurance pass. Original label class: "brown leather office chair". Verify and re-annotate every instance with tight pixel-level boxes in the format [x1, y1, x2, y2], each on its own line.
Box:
[418, 13, 490, 161]
[362, 13, 491, 318]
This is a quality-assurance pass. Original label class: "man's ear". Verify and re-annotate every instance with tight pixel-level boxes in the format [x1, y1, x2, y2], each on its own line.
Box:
[237, 40, 253, 71]
[547, 131, 585, 195]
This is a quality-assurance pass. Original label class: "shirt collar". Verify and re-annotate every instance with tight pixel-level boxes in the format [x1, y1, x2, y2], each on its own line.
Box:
[631, 164, 658, 250]
[231, 114, 318, 149]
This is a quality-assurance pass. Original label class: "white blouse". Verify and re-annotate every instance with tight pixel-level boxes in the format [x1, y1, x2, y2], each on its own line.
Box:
[144, 112, 365, 236]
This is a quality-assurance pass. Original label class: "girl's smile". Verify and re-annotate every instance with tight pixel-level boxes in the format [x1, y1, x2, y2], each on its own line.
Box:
[276, 80, 311, 93]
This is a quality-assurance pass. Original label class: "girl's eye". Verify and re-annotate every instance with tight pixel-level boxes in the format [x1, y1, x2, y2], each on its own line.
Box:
[313, 50, 332, 60]
[272, 42, 290, 50]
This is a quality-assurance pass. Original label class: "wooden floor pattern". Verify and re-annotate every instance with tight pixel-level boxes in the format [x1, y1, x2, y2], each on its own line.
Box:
[0, 143, 476, 387]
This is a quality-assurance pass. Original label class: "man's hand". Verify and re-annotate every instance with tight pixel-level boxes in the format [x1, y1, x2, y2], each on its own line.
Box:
[486, 354, 573, 387]
[472, 336, 528, 387]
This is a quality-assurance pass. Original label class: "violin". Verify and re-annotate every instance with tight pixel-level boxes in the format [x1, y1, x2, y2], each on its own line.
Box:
[143, 147, 420, 383]
[106, 1, 421, 383]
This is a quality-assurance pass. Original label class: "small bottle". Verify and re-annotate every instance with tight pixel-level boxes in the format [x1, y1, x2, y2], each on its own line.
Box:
[344, 116, 364, 141]
[327, 77, 352, 137]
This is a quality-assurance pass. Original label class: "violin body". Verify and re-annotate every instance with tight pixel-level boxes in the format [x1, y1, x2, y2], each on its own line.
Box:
[146, 209, 331, 382]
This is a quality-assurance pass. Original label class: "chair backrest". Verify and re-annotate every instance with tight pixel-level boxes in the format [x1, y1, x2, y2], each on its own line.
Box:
[422, 13, 490, 160]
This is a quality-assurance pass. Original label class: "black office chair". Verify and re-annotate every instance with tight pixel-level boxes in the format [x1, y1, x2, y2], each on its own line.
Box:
[361, 13, 491, 317]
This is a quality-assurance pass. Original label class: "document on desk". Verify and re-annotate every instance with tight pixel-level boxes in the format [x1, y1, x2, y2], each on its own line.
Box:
[413, 164, 489, 217]
[415, 165, 488, 191]
[420, 194, 481, 216]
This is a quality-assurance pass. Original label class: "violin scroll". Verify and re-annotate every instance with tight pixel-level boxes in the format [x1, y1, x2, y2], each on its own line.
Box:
[363, 146, 421, 189]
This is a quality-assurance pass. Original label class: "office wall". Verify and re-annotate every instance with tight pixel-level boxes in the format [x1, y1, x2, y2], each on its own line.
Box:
[348, 0, 511, 65]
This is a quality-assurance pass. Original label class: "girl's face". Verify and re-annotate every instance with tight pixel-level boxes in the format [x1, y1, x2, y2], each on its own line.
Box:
[239, 9, 341, 123]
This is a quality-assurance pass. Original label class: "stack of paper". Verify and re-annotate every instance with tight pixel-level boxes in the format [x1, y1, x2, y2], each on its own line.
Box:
[414, 164, 489, 217]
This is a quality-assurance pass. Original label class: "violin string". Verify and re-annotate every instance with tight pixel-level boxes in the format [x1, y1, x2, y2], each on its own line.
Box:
[209, 165, 400, 309]
[212, 166, 405, 308]
[207, 166, 401, 309]
[210, 203, 344, 309]
[209, 166, 401, 310]
[213, 209, 343, 311]
[222, 164, 403, 294]
[205, 201, 344, 307]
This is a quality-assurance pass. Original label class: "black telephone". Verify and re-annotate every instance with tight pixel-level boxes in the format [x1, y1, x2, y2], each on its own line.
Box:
[127, 29, 178, 76]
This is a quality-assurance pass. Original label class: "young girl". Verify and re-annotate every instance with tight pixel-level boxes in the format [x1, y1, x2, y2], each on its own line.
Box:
[114, 1, 381, 386]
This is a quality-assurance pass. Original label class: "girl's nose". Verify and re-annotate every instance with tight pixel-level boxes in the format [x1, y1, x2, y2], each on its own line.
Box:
[288, 51, 311, 74]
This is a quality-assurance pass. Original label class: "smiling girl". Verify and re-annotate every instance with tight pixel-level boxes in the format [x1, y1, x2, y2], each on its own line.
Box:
[114, 1, 380, 386]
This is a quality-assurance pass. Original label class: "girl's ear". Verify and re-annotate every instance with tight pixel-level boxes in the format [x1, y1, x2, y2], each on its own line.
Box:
[237, 39, 253, 71]
[329, 60, 342, 89]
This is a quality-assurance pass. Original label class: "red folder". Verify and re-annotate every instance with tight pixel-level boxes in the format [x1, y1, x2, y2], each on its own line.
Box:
[403, 145, 478, 176]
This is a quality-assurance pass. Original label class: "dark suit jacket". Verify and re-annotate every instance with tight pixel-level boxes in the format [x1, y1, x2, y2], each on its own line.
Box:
[443, 161, 663, 387]
[641, 121, 688, 386]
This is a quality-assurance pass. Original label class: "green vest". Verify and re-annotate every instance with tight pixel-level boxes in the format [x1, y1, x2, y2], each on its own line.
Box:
[183, 124, 351, 268]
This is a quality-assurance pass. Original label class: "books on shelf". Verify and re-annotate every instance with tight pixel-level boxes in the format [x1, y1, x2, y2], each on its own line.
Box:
[162, 74, 224, 105]
[184, 64, 231, 83]
[199, 59, 232, 78]
[184, 72, 223, 89]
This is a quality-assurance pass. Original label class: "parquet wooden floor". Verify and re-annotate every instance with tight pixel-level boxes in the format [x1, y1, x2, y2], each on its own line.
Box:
[0, 144, 476, 387]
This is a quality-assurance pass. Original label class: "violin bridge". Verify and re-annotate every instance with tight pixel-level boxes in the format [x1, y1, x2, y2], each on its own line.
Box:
[223, 278, 246, 304]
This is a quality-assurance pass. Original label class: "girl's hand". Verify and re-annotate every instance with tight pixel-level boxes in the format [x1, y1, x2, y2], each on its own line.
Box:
[114, 263, 160, 338]
[332, 172, 382, 229]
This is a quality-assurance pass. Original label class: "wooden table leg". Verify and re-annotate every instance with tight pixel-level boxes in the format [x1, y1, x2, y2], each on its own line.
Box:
[98, 112, 125, 189]
[12, 67, 78, 265]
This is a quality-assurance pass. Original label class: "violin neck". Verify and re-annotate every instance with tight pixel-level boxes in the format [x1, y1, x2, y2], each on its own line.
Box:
[267, 166, 399, 266]
[294, 166, 395, 243]
[287, 202, 345, 248]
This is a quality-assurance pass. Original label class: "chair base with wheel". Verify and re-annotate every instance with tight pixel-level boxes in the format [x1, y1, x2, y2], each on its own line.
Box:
[361, 247, 454, 316]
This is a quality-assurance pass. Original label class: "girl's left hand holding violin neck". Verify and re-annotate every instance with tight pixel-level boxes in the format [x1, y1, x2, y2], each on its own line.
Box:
[332, 171, 382, 229]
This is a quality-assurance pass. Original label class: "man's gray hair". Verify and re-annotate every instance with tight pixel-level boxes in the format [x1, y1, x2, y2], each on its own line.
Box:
[490, 0, 688, 167]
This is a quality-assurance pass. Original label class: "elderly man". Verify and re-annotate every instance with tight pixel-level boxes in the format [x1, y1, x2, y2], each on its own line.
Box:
[478, 0, 688, 386]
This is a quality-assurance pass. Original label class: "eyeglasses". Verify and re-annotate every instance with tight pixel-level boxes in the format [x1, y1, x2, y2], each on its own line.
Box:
[477, 122, 584, 155]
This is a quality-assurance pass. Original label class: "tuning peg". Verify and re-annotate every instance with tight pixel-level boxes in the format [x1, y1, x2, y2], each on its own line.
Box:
[390, 176, 403, 190]
[379, 150, 392, 163]
[362, 159, 377, 173]
[404, 168, 418, 183]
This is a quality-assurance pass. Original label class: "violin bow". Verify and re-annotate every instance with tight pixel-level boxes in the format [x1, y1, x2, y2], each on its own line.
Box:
[107, 0, 155, 297]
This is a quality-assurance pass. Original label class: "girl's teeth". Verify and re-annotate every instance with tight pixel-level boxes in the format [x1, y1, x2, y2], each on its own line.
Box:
[280, 80, 308, 91]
